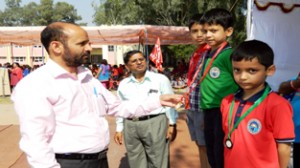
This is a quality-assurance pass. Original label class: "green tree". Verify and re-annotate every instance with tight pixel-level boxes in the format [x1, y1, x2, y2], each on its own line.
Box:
[0, 0, 23, 26]
[0, 0, 83, 26]
[21, 2, 39, 26]
[93, 0, 247, 61]
[93, 0, 139, 25]
[52, 2, 83, 24]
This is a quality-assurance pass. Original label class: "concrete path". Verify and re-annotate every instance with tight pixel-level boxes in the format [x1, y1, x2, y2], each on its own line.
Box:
[0, 101, 200, 168]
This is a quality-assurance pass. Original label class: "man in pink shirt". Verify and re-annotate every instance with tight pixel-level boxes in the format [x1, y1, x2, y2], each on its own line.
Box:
[11, 21, 181, 168]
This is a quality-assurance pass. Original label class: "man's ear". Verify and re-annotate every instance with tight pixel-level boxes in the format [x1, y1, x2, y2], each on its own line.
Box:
[49, 41, 63, 55]
[225, 27, 234, 37]
[125, 65, 130, 72]
[267, 64, 276, 76]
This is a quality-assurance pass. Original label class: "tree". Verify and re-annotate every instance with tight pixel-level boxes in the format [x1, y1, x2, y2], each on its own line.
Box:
[52, 2, 82, 24]
[0, 0, 23, 26]
[93, 0, 247, 62]
[93, 0, 139, 25]
[0, 0, 83, 26]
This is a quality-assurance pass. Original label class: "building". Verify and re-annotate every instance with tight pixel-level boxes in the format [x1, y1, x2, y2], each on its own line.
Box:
[0, 44, 139, 67]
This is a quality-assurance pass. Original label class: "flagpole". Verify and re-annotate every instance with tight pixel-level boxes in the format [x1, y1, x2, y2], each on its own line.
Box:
[144, 27, 149, 70]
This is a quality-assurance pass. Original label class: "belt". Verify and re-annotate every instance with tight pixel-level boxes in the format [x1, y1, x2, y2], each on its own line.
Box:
[55, 149, 108, 160]
[127, 114, 162, 121]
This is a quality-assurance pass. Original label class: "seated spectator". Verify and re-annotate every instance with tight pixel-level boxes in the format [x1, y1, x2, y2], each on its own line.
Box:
[111, 65, 119, 81]
[172, 76, 187, 89]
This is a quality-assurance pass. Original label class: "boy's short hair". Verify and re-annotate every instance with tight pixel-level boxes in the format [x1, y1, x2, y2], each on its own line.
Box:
[200, 8, 233, 29]
[188, 13, 203, 30]
[231, 40, 274, 68]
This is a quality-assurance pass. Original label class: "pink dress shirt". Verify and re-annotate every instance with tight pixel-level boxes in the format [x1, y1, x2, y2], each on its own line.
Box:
[11, 59, 161, 168]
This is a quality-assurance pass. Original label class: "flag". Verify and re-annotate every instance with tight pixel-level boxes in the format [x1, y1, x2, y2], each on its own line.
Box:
[149, 37, 163, 72]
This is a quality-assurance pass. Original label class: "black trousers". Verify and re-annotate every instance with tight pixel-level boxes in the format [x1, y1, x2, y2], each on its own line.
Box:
[57, 155, 109, 168]
[204, 108, 224, 168]
[294, 143, 300, 168]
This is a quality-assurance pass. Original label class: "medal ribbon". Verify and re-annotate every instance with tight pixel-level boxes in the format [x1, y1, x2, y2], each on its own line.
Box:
[227, 86, 270, 140]
[184, 41, 227, 109]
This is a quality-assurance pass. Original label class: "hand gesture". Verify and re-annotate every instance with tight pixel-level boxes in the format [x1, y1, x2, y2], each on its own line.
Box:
[114, 132, 123, 145]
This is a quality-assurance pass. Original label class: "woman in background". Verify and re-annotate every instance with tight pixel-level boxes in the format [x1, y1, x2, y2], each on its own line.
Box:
[97, 59, 110, 89]
[9, 62, 23, 91]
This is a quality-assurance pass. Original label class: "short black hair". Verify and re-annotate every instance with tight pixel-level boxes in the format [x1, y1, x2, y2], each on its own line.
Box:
[188, 13, 203, 30]
[200, 8, 233, 29]
[231, 40, 274, 68]
[40, 22, 77, 53]
[123, 50, 144, 64]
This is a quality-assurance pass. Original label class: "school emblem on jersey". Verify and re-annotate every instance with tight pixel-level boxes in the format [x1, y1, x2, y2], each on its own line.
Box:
[209, 67, 220, 78]
[247, 119, 262, 135]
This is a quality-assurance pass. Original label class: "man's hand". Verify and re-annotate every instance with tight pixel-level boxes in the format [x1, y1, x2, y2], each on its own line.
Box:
[166, 125, 177, 142]
[114, 132, 123, 145]
[160, 94, 183, 107]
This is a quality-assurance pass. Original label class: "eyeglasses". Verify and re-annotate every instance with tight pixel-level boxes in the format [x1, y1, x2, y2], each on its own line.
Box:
[129, 57, 146, 64]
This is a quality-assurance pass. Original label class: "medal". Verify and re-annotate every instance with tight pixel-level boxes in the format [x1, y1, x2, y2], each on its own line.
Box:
[225, 138, 233, 149]
[226, 86, 271, 150]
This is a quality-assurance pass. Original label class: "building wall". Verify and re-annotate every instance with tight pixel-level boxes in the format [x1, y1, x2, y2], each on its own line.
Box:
[0, 44, 139, 67]
[0, 44, 48, 66]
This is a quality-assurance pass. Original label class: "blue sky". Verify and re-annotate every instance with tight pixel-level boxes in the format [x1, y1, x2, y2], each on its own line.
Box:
[0, 0, 97, 26]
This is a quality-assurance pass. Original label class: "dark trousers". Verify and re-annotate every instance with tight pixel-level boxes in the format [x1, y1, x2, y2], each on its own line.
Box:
[57, 156, 109, 168]
[204, 108, 224, 168]
[294, 143, 300, 168]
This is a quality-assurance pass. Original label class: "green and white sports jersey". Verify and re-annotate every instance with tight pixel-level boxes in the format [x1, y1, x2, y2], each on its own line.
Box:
[200, 47, 239, 109]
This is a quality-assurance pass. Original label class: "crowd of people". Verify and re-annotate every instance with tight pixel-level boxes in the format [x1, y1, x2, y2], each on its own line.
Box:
[4, 6, 299, 168]
[0, 62, 41, 91]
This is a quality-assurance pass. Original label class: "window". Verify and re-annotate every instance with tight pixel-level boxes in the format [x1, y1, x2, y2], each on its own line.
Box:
[12, 57, 26, 62]
[108, 45, 114, 52]
[33, 57, 44, 63]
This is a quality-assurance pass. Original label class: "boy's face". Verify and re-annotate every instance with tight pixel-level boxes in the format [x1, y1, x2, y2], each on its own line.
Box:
[203, 23, 233, 50]
[232, 57, 275, 94]
[190, 23, 206, 46]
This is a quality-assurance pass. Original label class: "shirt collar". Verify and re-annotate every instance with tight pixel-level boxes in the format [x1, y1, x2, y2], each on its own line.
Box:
[234, 84, 272, 103]
[47, 59, 92, 81]
[208, 43, 231, 58]
[128, 70, 151, 83]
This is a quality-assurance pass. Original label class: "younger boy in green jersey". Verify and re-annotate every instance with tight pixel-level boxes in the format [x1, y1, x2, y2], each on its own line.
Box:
[199, 8, 239, 168]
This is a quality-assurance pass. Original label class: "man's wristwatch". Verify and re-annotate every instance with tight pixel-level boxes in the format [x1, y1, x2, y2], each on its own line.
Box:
[169, 124, 177, 127]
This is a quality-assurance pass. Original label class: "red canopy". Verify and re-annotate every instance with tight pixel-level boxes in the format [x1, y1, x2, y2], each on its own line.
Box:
[0, 25, 192, 46]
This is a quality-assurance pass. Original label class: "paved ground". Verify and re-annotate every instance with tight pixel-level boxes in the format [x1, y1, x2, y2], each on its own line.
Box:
[0, 97, 201, 168]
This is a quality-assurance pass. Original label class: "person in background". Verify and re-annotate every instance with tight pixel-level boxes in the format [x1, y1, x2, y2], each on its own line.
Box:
[114, 50, 178, 168]
[185, 13, 211, 168]
[149, 61, 158, 73]
[9, 62, 23, 91]
[22, 64, 31, 77]
[278, 72, 300, 168]
[199, 8, 239, 168]
[11, 22, 181, 168]
[90, 63, 99, 78]
[221, 40, 294, 168]
[97, 59, 110, 89]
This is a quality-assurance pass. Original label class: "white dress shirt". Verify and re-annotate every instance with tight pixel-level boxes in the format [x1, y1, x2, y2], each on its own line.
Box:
[116, 71, 178, 132]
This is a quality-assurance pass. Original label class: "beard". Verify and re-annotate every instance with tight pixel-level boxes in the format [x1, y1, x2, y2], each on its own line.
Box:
[63, 45, 90, 67]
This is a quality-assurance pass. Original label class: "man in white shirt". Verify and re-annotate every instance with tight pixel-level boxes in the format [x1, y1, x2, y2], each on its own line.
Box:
[114, 50, 178, 168]
[11, 22, 181, 168]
